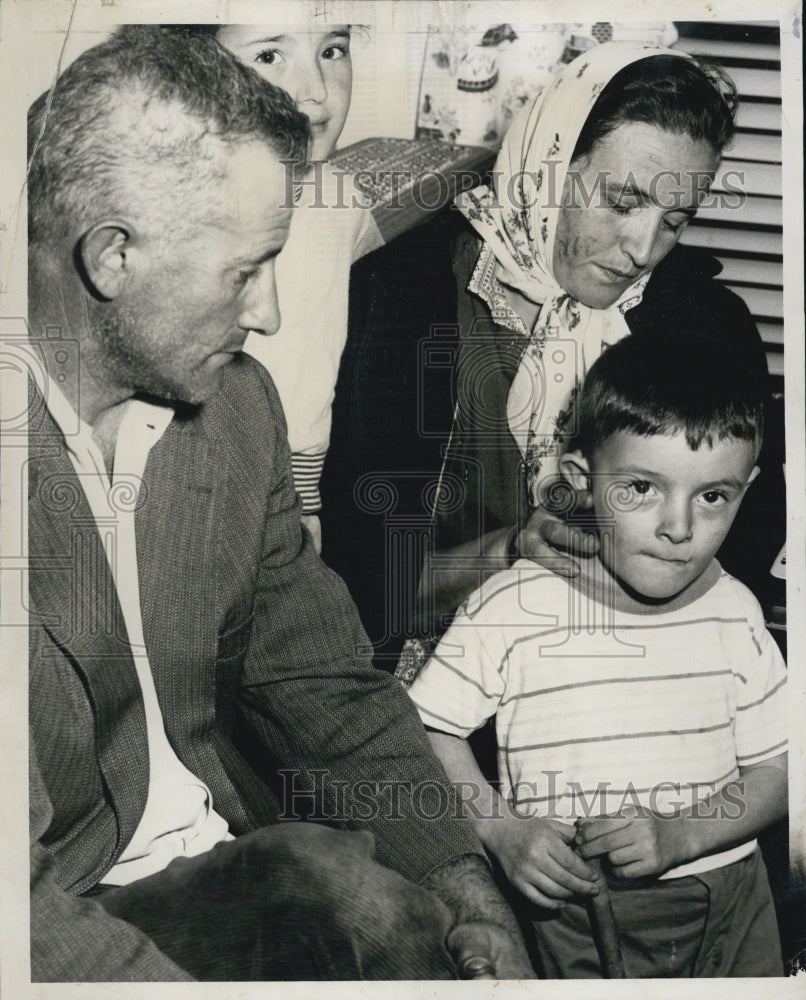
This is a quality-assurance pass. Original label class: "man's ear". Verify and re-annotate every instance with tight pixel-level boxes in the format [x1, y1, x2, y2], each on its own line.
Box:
[79, 222, 135, 300]
[559, 449, 591, 491]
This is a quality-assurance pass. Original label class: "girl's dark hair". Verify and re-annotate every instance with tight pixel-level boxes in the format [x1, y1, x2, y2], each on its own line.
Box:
[161, 24, 219, 37]
[572, 55, 738, 161]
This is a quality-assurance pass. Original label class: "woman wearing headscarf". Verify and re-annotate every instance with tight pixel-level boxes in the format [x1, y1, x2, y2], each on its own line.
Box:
[405, 42, 767, 651]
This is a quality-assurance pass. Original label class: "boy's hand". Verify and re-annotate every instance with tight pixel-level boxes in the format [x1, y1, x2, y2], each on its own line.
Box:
[575, 807, 683, 878]
[515, 491, 599, 577]
[481, 814, 600, 908]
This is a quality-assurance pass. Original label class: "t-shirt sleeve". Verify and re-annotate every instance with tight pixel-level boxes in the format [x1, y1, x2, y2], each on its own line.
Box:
[352, 201, 384, 262]
[407, 600, 507, 738]
[733, 590, 788, 767]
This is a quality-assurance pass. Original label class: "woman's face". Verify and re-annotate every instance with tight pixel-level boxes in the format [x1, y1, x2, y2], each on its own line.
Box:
[218, 24, 353, 161]
[552, 121, 719, 309]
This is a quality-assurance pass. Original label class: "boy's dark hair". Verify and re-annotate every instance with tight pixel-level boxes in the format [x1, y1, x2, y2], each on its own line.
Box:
[572, 55, 738, 162]
[572, 333, 766, 457]
[28, 25, 309, 247]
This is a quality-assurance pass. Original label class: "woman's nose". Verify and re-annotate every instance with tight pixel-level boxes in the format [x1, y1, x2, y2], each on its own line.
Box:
[620, 213, 661, 269]
[239, 265, 281, 337]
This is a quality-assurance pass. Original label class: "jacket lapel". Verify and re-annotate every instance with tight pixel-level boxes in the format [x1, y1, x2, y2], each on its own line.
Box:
[28, 403, 150, 852]
[136, 407, 255, 830]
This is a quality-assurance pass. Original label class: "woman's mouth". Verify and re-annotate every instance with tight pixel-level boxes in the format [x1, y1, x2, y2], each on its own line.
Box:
[595, 263, 640, 283]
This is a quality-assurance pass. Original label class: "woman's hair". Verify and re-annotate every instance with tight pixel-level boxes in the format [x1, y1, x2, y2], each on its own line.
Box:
[571, 333, 765, 458]
[572, 55, 738, 161]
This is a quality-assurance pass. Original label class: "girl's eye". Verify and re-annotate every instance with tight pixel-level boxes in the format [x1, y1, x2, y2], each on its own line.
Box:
[322, 43, 349, 60]
[255, 48, 283, 66]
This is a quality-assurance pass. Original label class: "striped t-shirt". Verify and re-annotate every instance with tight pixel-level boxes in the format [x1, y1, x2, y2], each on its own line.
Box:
[409, 559, 787, 879]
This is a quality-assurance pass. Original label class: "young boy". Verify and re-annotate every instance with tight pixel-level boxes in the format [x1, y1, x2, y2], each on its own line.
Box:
[408, 332, 787, 978]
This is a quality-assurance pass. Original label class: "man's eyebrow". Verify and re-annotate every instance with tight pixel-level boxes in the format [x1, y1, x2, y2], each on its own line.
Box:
[231, 246, 283, 269]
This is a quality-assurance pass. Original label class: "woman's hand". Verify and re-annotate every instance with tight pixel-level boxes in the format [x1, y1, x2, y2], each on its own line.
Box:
[418, 487, 598, 632]
[512, 491, 599, 576]
[479, 813, 600, 909]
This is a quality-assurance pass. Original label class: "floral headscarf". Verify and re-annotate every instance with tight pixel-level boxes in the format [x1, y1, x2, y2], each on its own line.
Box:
[455, 42, 690, 504]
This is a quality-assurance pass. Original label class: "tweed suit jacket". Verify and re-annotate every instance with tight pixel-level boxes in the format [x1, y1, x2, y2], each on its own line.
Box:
[29, 355, 480, 981]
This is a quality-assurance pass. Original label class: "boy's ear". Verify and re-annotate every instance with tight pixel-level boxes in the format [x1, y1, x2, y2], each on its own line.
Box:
[559, 450, 591, 491]
[79, 221, 135, 300]
[745, 465, 761, 490]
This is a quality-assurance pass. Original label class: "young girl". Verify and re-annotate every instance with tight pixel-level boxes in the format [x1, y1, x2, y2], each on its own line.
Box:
[199, 23, 384, 550]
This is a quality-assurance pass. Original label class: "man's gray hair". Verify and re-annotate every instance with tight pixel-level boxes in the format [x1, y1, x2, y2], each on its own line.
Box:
[28, 25, 309, 246]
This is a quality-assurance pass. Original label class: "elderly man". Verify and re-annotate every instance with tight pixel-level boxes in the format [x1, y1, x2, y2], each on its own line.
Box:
[27, 27, 534, 982]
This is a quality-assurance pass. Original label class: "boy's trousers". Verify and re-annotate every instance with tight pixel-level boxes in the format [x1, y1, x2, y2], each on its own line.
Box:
[532, 848, 782, 978]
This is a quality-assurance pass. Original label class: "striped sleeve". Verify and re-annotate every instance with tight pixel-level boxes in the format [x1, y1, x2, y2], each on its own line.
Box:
[733, 589, 787, 767]
[407, 603, 508, 738]
[290, 451, 326, 514]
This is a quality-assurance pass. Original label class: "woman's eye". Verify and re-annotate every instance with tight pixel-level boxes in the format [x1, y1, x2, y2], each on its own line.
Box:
[630, 480, 653, 495]
[607, 200, 631, 215]
[662, 214, 689, 234]
[255, 48, 283, 66]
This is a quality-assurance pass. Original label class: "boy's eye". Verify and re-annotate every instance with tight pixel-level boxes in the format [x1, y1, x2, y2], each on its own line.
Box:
[255, 48, 283, 66]
[630, 480, 653, 495]
[700, 489, 729, 506]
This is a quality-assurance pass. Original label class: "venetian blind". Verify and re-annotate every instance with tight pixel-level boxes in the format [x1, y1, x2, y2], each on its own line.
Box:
[675, 21, 783, 382]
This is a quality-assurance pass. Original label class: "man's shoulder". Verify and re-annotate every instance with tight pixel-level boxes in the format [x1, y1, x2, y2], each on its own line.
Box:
[171, 354, 289, 461]
[204, 353, 284, 424]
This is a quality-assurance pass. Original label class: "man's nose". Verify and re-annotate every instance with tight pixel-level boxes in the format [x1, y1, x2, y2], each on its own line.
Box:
[620, 212, 661, 269]
[239, 264, 281, 337]
[288, 59, 327, 108]
[657, 498, 693, 545]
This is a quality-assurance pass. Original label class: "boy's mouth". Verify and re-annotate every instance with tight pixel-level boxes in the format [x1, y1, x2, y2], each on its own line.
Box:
[642, 552, 691, 566]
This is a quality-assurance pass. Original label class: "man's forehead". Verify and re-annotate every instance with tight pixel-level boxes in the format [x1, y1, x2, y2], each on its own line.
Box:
[220, 141, 295, 209]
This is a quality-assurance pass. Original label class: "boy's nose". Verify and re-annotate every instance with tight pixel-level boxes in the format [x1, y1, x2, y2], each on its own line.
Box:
[656, 499, 693, 544]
